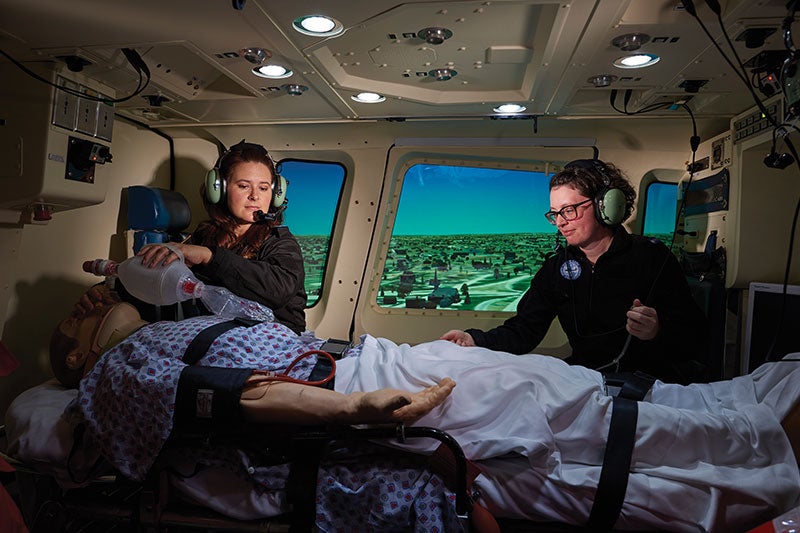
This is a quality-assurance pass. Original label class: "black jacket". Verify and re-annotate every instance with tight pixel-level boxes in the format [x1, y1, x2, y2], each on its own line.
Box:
[120, 226, 307, 334]
[466, 228, 708, 383]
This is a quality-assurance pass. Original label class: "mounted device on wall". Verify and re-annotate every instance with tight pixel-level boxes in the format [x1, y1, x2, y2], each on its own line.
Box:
[65, 136, 112, 183]
[0, 59, 116, 216]
[564, 159, 627, 226]
[783, 1, 800, 117]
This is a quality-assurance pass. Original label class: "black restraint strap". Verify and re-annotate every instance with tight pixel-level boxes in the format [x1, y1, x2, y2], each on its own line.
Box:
[173, 365, 252, 432]
[619, 372, 656, 402]
[308, 357, 335, 390]
[587, 395, 638, 530]
[603, 371, 655, 401]
[182, 318, 259, 365]
[178, 317, 332, 531]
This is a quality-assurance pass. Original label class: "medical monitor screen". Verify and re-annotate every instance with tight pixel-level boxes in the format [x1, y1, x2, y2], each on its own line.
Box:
[743, 282, 800, 373]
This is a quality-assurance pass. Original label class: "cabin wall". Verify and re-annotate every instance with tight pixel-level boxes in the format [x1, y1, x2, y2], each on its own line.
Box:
[354, 138, 697, 348]
[0, 120, 174, 414]
[0, 114, 724, 417]
[198, 117, 723, 345]
[728, 136, 800, 288]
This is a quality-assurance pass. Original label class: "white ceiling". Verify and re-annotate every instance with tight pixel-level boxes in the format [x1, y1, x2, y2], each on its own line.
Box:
[0, 0, 792, 126]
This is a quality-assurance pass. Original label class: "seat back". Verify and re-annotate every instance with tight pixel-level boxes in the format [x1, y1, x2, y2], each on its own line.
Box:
[126, 186, 191, 254]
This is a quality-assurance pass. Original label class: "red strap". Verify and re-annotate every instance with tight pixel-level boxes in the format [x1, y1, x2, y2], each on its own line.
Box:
[0, 455, 15, 473]
[427, 443, 500, 533]
[0, 340, 20, 377]
[0, 482, 28, 533]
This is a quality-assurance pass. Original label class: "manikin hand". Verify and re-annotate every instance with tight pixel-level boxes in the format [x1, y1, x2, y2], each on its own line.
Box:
[626, 298, 660, 341]
[440, 330, 476, 347]
[356, 378, 457, 423]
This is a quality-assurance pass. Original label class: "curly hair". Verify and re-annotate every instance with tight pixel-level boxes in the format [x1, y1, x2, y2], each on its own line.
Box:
[195, 141, 283, 259]
[549, 159, 636, 223]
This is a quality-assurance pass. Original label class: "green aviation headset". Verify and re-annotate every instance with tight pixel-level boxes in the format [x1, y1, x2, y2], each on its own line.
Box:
[205, 140, 288, 213]
[564, 158, 627, 227]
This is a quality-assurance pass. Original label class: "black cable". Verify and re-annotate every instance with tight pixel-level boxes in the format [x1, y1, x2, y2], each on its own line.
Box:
[686, 0, 800, 368]
[713, 11, 753, 89]
[681, 2, 778, 129]
[598, 117, 700, 374]
[609, 90, 675, 116]
[114, 114, 176, 190]
[592, 99, 700, 372]
[0, 48, 150, 104]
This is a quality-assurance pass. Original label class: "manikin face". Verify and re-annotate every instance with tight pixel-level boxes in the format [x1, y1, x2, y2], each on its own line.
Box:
[226, 161, 274, 228]
[549, 185, 609, 249]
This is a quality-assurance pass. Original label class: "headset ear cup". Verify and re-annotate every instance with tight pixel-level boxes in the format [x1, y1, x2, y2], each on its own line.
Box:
[272, 175, 288, 208]
[205, 168, 224, 204]
[596, 187, 626, 226]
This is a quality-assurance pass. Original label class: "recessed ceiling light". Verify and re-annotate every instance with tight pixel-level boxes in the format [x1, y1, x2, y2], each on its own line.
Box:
[493, 103, 526, 114]
[587, 74, 617, 87]
[240, 47, 271, 65]
[351, 92, 386, 103]
[613, 53, 660, 69]
[417, 27, 453, 45]
[429, 68, 458, 81]
[293, 15, 344, 37]
[282, 84, 308, 96]
[611, 33, 651, 52]
[253, 64, 293, 79]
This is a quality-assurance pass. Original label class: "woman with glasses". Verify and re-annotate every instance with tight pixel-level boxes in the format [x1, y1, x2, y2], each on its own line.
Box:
[75, 141, 308, 334]
[441, 159, 708, 383]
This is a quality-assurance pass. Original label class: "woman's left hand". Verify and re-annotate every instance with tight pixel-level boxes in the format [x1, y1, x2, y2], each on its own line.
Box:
[626, 298, 660, 340]
[137, 243, 213, 268]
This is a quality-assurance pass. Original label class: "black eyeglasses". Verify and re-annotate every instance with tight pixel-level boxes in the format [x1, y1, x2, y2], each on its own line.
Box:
[544, 199, 593, 224]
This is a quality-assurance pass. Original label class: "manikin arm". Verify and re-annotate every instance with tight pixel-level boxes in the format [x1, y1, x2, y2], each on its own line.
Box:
[239, 378, 456, 425]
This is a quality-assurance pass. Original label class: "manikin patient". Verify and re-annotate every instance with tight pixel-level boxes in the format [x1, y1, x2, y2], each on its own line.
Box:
[69, 313, 800, 532]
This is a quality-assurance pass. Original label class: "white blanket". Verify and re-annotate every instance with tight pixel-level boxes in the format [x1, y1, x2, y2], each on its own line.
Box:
[7, 337, 800, 532]
[336, 336, 800, 532]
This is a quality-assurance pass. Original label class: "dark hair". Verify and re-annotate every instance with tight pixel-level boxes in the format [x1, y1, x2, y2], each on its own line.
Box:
[196, 142, 281, 258]
[549, 160, 636, 223]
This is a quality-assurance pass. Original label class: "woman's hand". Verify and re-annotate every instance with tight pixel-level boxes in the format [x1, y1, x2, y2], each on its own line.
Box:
[137, 243, 213, 268]
[440, 330, 476, 347]
[626, 298, 660, 341]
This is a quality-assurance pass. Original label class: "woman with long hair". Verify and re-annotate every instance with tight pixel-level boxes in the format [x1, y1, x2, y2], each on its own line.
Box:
[133, 140, 307, 333]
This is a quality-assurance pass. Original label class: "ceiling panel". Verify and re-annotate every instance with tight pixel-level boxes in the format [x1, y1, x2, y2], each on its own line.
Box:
[0, 0, 795, 126]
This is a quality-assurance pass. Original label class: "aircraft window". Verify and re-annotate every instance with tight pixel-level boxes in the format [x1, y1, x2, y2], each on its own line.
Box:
[642, 181, 677, 247]
[278, 159, 345, 307]
[378, 163, 552, 312]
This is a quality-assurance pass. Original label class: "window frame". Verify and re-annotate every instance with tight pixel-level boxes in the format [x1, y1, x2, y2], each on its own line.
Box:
[277, 158, 347, 308]
[641, 179, 679, 247]
[367, 155, 556, 317]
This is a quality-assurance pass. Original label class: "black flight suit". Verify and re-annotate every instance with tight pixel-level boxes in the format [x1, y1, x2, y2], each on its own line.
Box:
[467, 228, 708, 383]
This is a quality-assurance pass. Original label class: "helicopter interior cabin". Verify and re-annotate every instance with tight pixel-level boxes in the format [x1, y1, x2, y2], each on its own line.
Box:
[1, 0, 800, 531]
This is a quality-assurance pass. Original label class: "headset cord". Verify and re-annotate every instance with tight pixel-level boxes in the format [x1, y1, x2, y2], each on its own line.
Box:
[595, 334, 632, 373]
[595, 108, 701, 375]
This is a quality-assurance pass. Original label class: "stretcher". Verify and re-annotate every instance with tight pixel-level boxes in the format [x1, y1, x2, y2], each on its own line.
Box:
[2, 380, 478, 532]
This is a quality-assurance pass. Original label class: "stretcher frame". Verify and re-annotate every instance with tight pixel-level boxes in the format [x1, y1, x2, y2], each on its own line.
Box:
[1, 422, 472, 532]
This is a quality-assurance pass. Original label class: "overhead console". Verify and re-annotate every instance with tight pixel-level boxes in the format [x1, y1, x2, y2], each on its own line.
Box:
[0, 62, 114, 222]
[679, 96, 800, 288]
